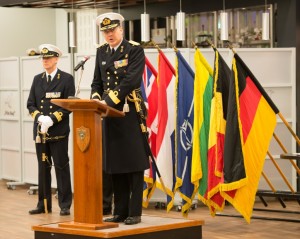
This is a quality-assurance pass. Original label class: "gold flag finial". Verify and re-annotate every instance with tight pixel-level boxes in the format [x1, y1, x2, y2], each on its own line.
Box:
[205, 39, 216, 50]
[228, 43, 236, 54]
[170, 42, 178, 53]
[149, 39, 161, 52]
[191, 41, 197, 49]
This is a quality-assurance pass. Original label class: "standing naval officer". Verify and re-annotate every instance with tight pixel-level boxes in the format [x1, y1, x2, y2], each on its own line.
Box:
[27, 44, 75, 216]
[91, 12, 149, 225]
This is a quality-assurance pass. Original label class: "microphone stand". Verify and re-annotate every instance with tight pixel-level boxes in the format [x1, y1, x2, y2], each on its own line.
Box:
[69, 65, 84, 99]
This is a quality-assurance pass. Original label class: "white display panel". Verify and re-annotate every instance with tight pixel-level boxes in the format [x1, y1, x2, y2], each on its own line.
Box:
[0, 91, 20, 120]
[23, 152, 38, 184]
[1, 150, 21, 181]
[0, 57, 21, 181]
[0, 58, 19, 89]
[235, 49, 293, 86]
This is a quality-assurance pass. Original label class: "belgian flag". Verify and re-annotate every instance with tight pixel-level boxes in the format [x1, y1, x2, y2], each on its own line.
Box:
[220, 53, 279, 223]
[206, 49, 231, 214]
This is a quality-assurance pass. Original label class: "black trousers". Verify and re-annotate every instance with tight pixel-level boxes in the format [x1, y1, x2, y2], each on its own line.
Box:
[35, 137, 72, 210]
[112, 171, 144, 217]
[103, 171, 113, 211]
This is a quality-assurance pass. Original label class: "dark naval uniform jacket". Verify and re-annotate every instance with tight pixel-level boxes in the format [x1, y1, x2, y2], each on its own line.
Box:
[27, 69, 75, 140]
[91, 39, 150, 174]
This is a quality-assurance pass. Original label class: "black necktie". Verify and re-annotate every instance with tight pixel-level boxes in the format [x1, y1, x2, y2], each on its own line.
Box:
[47, 75, 51, 84]
[111, 48, 115, 55]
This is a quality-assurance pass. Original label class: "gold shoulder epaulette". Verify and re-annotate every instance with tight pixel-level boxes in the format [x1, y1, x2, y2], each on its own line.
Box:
[129, 40, 140, 46]
[98, 42, 108, 49]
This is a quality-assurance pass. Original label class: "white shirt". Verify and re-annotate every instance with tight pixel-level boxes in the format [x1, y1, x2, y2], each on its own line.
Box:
[46, 68, 58, 81]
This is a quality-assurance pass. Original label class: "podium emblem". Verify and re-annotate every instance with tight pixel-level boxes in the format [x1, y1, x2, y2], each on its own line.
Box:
[76, 126, 90, 152]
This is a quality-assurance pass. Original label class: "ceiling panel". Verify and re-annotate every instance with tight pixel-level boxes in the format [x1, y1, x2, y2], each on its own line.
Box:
[0, 0, 174, 9]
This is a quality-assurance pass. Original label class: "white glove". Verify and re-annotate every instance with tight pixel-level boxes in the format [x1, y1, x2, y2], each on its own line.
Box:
[37, 115, 46, 123]
[40, 123, 49, 134]
[43, 116, 54, 128]
[100, 100, 107, 105]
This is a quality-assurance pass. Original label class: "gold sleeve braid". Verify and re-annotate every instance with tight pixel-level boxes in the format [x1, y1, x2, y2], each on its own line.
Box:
[31, 110, 40, 119]
[53, 111, 63, 122]
[108, 90, 120, 104]
[91, 92, 101, 100]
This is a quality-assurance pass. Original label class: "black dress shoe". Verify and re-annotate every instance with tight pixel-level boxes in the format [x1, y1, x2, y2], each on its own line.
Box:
[104, 215, 127, 223]
[124, 216, 141, 225]
[103, 208, 112, 215]
[60, 208, 70, 216]
[29, 207, 52, 215]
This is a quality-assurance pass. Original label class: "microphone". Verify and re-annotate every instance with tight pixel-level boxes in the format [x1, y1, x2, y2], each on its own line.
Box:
[74, 56, 90, 71]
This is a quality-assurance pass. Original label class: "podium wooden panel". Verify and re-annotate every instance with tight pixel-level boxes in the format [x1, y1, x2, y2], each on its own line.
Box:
[48, 99, 124, 230]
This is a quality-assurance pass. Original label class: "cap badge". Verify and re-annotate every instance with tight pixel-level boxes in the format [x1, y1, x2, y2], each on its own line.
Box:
[102, 18, 111, 26]
[41, 48, 49, 54]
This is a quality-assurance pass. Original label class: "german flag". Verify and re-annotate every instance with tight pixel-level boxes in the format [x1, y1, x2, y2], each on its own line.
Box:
[220, 53, 279, 223]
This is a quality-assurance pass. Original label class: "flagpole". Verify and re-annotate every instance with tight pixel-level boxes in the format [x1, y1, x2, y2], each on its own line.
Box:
[228, 42, 237, 54]
[261, 171, 286, 207]
[191, 41, 197, 49]
[128, 90, 169, 196]
[261, 171, 277, 192]
[267, 151, 295, 192]
[273, 133, 300, 174]
[149, 40, 162, 53]
[278, 112, 300, 146]
[170, 42, 178, 53]
[205, 39, 217, 50]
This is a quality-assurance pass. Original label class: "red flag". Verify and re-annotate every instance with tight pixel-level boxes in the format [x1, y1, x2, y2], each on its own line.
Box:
[156, 51, 176, 211]
[141, 57, 158, 207]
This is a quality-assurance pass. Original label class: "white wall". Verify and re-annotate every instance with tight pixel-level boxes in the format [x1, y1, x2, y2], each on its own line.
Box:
[0, 7, 68, 58]
[55, 9, 69, 55]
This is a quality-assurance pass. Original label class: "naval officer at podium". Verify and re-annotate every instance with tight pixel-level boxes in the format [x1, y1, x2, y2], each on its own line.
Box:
[91, 12, 149, 225]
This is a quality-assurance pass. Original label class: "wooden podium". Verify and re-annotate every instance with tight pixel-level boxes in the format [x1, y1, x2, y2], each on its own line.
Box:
[52, 99, 124, 230]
